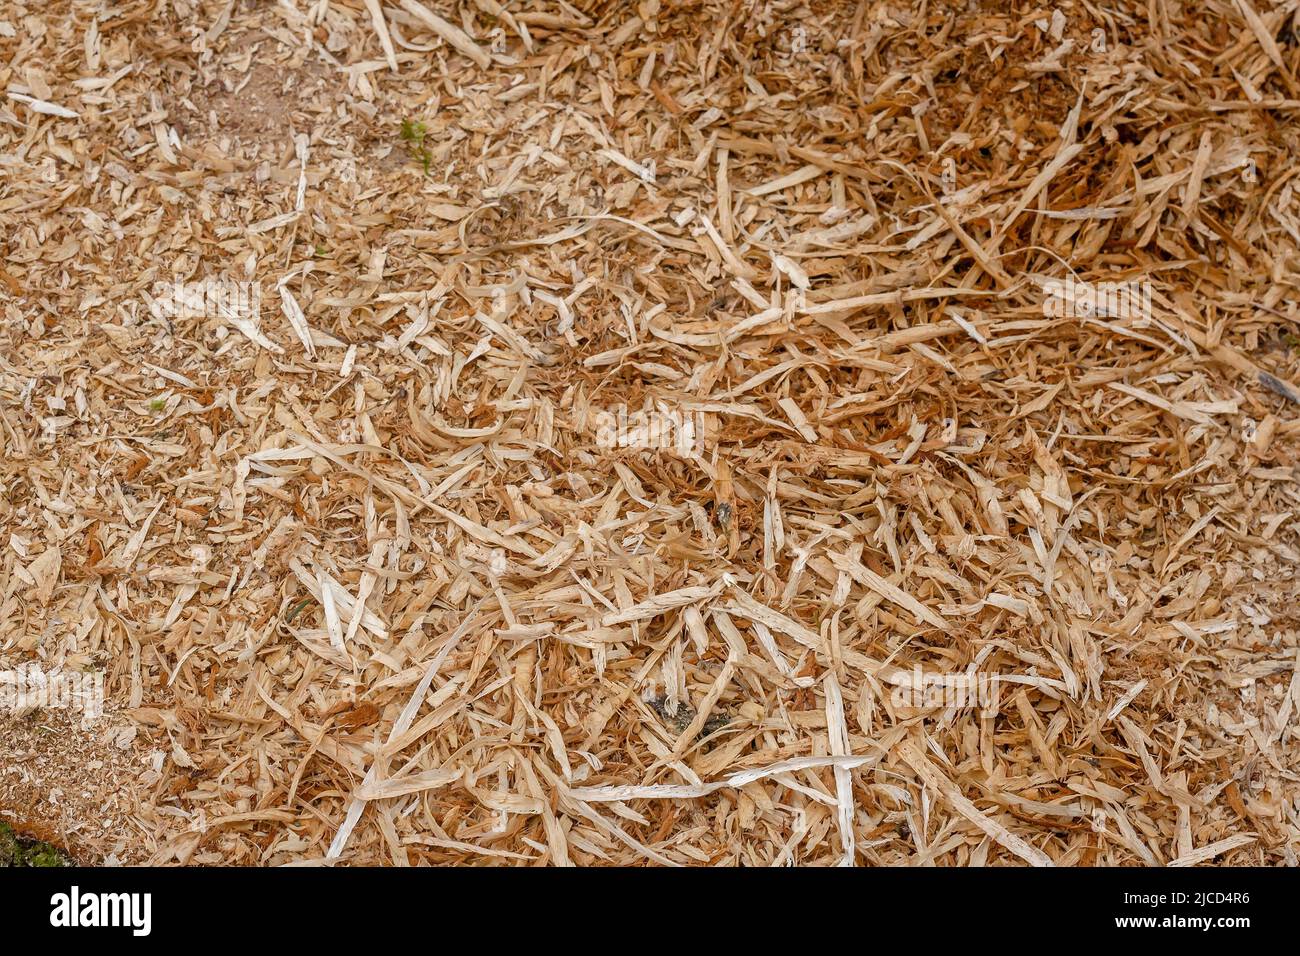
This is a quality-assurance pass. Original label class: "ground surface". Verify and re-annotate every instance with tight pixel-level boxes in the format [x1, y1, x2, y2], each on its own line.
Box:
[1, 0, 1299, 865]
[0, 819, 71, 866]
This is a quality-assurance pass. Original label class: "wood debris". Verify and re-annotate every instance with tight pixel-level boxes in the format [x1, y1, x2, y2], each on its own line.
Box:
[0, 0, 1298, 867]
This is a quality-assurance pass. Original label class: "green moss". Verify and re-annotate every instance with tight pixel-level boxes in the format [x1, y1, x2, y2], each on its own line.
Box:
[0, 821, 71, 867]
[399, 118, 432, 175]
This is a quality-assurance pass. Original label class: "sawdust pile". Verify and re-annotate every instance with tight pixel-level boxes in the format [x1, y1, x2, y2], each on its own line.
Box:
[2, 0, 1299, 866]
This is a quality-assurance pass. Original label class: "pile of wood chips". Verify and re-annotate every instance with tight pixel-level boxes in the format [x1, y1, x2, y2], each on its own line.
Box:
[2, 0, 1299, 866]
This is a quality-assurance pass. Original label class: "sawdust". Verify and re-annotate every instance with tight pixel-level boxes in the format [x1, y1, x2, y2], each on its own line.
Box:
[1, 0, 1299, 867]
[0, 710, 147, 865]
